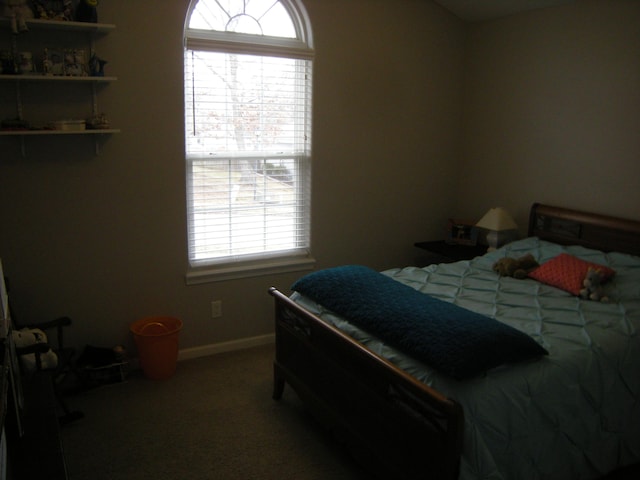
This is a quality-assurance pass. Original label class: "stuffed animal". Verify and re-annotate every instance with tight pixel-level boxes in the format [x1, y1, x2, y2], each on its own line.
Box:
[11, 327, 58, 373]
[32, 0, 73, 21]
[88, 52, 107, 76]
[492, 253, 539, 279]
[580, 267, 610, 302]
[2, 0, 34, 34]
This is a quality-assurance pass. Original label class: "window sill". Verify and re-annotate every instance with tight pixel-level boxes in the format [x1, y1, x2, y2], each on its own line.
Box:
[185, 255, 316, 285]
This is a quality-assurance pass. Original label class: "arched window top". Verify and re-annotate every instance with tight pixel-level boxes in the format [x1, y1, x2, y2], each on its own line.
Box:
[186, 0, 313, 52]
[188, 0, 296, 38]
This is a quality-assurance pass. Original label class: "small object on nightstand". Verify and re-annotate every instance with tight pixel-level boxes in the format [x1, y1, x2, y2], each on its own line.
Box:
[446, 219, 479, 246]
[414, 240, 486, 266]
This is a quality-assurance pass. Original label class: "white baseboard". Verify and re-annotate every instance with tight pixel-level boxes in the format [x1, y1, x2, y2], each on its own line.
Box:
[177, 333, 275, 362]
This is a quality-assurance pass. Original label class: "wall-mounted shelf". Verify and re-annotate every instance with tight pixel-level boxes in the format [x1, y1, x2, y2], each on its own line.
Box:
[0, 74, 117, 82]
[0, 18, 115, 33]
[0, 129, 120, 136]
[1, 17, 119, 156]
[0, 128, 120, 156]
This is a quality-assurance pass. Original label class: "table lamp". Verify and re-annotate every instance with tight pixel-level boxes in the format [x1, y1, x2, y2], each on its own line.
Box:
[476, 207, 518, 251]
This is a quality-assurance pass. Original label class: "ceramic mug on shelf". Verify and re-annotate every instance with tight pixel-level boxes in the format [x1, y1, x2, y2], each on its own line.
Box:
[18, 51, 34, 74]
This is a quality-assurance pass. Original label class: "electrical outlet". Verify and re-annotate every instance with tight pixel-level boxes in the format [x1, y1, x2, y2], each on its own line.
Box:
[211, 300, 222, 318]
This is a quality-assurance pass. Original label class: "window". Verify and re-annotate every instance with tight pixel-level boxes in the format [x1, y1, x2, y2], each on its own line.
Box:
[184, 0, 314, 282]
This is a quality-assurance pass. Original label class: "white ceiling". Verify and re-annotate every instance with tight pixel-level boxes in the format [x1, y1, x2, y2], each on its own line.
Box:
[432, 0, 577, 22]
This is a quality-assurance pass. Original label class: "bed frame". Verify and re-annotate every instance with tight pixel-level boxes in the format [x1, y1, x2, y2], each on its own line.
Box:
[269, 203, 640, 479]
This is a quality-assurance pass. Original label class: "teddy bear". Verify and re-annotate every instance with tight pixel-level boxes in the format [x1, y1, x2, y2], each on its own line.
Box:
[11, 327, 58, 373]
[579, 267, 610, 302]
[492, 253, 539, 279]
[2, 0, 34, 34]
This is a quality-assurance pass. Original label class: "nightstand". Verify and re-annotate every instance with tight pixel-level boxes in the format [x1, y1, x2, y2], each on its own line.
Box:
[414, 241, 486, 266]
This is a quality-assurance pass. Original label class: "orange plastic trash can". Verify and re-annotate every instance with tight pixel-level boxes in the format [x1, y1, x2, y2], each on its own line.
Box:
[130, 316, 183, 380]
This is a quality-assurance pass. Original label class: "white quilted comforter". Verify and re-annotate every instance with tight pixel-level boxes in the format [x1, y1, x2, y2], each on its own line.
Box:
[292, 237, 640, 479]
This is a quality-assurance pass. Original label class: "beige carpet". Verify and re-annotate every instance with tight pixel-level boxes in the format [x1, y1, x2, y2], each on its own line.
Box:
[60, 343, 640, 480]
[61, 344, 370, 480]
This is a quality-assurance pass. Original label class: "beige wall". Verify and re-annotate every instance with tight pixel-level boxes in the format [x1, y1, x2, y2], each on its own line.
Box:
[306, 0, 465, 270]
[456, 0, 640, 231]
[0, 0, 464, 352]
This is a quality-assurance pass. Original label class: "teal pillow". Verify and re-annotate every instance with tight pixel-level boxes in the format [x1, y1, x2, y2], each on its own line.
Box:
[293, 265, 548, 379]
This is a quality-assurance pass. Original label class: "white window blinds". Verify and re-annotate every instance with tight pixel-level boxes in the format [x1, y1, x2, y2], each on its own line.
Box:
[184, 36, 312, 267]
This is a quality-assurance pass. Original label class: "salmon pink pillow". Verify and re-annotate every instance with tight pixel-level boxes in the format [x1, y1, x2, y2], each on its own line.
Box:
[527, 253, 615, 295]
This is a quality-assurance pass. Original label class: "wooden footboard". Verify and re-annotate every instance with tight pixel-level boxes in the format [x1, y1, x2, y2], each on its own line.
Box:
[269, 287, 463, 480]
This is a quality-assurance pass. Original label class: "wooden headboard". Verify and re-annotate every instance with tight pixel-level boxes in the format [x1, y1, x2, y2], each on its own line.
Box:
[528, 203, 640, 256]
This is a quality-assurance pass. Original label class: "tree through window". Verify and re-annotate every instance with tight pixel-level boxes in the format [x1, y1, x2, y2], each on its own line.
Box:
[184, 0, 313, 275]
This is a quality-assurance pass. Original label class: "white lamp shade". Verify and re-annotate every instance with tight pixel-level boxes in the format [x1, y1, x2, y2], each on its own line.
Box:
[476, 207, 518, 251]
[476, 207, 518, 232]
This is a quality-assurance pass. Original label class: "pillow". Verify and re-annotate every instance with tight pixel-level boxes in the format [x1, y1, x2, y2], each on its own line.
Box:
[527, 253, 615, 295]
[292, 265, 547, 379]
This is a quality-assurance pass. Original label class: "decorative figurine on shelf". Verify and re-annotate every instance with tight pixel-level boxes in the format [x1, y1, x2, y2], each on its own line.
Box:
[32, 0, 52, 19]
[42, 48, 51, 75]
[2, 0, 35, 34]
[76, 0, 98, 23]
[63, 48, 88, 76]
[17, 51, 33, 74]
[45, 48, 65, 75]
[86, 113, 110, 130]
[32, 0, 73, 21]
[33, 2, 47, 19]
[61, 0, 73, 20]
[89, 52, 107, 77]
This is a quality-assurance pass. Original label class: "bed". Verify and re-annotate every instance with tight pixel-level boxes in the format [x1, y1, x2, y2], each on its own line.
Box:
[269, 203, 640, 480]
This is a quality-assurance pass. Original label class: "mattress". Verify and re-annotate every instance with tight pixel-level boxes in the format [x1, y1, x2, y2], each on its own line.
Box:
[291, 237, 640, 479]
